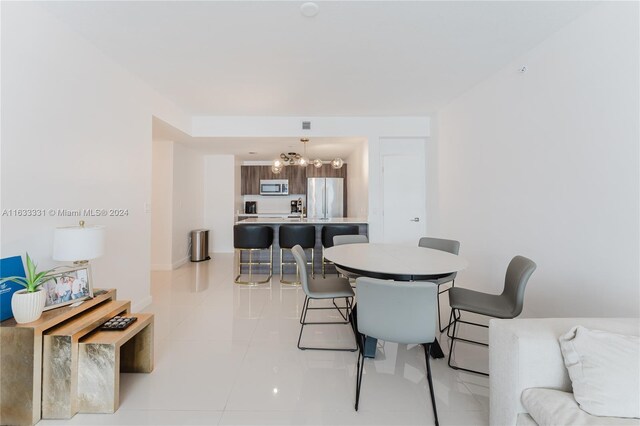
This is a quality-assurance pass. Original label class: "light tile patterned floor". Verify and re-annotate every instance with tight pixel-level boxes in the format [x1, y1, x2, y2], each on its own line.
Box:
[40, 254, 489, 425]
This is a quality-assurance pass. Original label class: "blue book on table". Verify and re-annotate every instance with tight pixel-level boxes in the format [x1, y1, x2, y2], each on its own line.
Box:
[0, 255, 26, 322]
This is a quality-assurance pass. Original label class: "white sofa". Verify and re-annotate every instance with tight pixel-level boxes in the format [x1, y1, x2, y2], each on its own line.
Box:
[489, 318, 640, 425]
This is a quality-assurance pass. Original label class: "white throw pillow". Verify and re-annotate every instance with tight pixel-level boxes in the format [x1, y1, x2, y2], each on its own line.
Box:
[522, 388, 640, 426]
[559, 326, 640, 418]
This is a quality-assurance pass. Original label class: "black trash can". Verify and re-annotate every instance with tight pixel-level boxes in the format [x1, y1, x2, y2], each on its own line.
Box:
[190, 229, 211, 262]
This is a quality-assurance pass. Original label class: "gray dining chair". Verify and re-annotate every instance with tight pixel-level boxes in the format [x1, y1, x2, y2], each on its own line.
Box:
[333, 234, 369, 246]
[418, 237, 460, 333]
[291, 245, 357, 352]
[354, 277, 439, 425]
[447, 255, 537, 376]
[332, 235, 369, 282]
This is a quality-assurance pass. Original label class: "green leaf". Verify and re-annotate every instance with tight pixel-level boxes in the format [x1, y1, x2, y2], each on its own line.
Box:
[3, 253, 64, 292]
[0, 276, 29, 288]
[25, 253, 37, 282]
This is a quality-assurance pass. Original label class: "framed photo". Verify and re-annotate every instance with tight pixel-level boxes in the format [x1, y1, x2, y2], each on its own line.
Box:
[42, 265, 93, 311]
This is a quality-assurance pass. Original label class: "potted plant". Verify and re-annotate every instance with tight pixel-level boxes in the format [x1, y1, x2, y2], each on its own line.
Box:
[0, 253, 57, 323]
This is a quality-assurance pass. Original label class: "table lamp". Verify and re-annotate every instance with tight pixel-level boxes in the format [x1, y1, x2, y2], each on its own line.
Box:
[53, 220, 105, 265]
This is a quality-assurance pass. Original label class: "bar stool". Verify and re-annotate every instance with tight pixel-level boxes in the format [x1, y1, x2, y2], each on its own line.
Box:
[321, 225, 359, 278]
[234, 225, 273, 285]
[279, 225, 315, 284]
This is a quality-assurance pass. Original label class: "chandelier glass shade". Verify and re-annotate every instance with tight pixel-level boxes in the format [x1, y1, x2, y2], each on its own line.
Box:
[272, 139, 343, 174]
[331, 157, 344, 169]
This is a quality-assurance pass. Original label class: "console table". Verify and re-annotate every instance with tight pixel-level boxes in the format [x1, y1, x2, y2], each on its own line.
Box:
[0, 289, 150, 425]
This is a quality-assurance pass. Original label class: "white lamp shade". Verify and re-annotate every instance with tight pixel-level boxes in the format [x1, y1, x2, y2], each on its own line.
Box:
[53, 225, 105, 261]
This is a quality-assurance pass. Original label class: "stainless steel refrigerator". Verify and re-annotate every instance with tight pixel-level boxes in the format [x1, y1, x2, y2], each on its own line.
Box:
[307, 178, 344, 219]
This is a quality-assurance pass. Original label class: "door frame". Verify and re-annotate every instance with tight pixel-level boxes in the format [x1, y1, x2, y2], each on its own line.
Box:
[379, 137, 428, 243]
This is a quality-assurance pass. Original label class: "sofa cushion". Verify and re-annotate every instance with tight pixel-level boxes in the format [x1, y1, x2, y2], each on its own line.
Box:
[522, 388, 640, 426]
[559, 326, 640, 418]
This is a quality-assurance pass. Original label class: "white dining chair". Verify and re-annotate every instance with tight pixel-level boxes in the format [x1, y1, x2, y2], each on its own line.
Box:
[354, 276, 439, 425]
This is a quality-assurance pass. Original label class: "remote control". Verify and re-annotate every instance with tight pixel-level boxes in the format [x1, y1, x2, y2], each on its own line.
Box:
[100, 315, 137, 331]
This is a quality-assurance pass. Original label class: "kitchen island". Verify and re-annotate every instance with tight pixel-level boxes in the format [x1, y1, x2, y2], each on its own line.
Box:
[235, 217, 368, 276]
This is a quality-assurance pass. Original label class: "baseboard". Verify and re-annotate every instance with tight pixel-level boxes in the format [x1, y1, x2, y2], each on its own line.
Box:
[132, 295, 153, 312]
[171, 256, 189, 270]
[150, 263, 172, 271]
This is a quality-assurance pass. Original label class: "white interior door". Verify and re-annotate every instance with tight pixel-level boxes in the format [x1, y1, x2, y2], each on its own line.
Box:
[382, 140, 427, 244]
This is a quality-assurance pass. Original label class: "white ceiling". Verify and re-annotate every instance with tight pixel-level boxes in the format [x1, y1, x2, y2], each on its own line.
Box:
[39, 1, 594, 116]
[181, 136, 364, 161]
[152, 116, 364, 160]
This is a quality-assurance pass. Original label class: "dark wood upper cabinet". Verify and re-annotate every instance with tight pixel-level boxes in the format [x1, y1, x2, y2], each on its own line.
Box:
[240, 164, 347, 196]
[287, 166, 306, 194]
[240, 166, 260, 195]
[305, 164, 347, 179]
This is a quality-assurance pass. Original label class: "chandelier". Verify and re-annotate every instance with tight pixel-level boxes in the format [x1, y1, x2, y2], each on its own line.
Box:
[272, 138, 344, 174]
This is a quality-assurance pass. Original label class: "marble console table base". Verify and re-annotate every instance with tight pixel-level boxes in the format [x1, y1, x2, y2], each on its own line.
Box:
[78, 313, 154, 413]
[42, 299, 131, 419]
[0, 289, 117, 426]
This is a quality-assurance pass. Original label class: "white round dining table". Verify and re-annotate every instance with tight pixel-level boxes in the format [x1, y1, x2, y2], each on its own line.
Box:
[323, 243, 468, 281]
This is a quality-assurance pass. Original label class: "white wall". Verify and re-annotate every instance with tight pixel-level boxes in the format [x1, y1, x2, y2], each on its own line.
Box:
[192, 116, 430, 242]
[436, 2, 639, 317]
[171, 143, 205, 267]
[346, 141, 369, 218]
[1, 3, 190, 310]
[204, 155, 236, 253]
[151, 140, 174, 270]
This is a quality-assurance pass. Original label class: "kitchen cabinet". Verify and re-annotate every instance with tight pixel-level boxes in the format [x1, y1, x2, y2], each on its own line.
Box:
[286, 166, 306, 194]
[240, 164, 347, 195]
[240, 166, 261, 195]
[305, 164, 347, 179]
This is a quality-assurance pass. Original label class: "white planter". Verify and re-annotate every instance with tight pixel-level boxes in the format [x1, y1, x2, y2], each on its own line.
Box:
[11, 289, 46, 324]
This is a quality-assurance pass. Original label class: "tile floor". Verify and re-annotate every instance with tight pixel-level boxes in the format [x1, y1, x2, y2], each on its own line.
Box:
[40, 254, 490, 425]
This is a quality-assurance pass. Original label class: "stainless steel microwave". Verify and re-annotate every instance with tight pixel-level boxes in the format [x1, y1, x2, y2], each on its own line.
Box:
[260, 179, 289, 196]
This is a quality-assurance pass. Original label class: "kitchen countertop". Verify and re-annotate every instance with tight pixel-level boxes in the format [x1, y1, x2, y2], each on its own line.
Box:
[236, 217, 368, 225]
[237, 213, 294, 218]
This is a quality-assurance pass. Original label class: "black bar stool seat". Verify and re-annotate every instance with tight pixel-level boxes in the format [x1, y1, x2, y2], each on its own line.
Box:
[279, 225, 316, 284]
[321, 225, 359, 278]
[234, 225, 274, 285]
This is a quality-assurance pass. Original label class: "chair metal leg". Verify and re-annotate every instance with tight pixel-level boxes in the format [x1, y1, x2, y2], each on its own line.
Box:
[299, 295, 309, 325]
[234, 248, 272, 285]
[438, 280, 455, 333]
[332, 298, 349, 321]
[423, 344, 440, 426]
[354, 334, 366, 411]
[298, 296, 357, 352]
[447, 309, 489, 376]
[280, 248, 284, 283]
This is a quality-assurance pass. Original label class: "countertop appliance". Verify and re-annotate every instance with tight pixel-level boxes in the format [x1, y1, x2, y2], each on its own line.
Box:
[260, 179, 289, 196]
[245, 201, 257, 214]
[307, 178, 344, 219]
[290, 198, 303, 214]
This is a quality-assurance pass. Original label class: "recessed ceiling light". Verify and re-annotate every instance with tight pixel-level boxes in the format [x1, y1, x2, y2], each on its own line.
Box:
[300, 2, 319, 18]
[249, 151, 257, 155]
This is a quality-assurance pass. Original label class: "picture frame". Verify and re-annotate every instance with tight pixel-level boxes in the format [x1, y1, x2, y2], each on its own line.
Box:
[42, 265, 93, 311]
